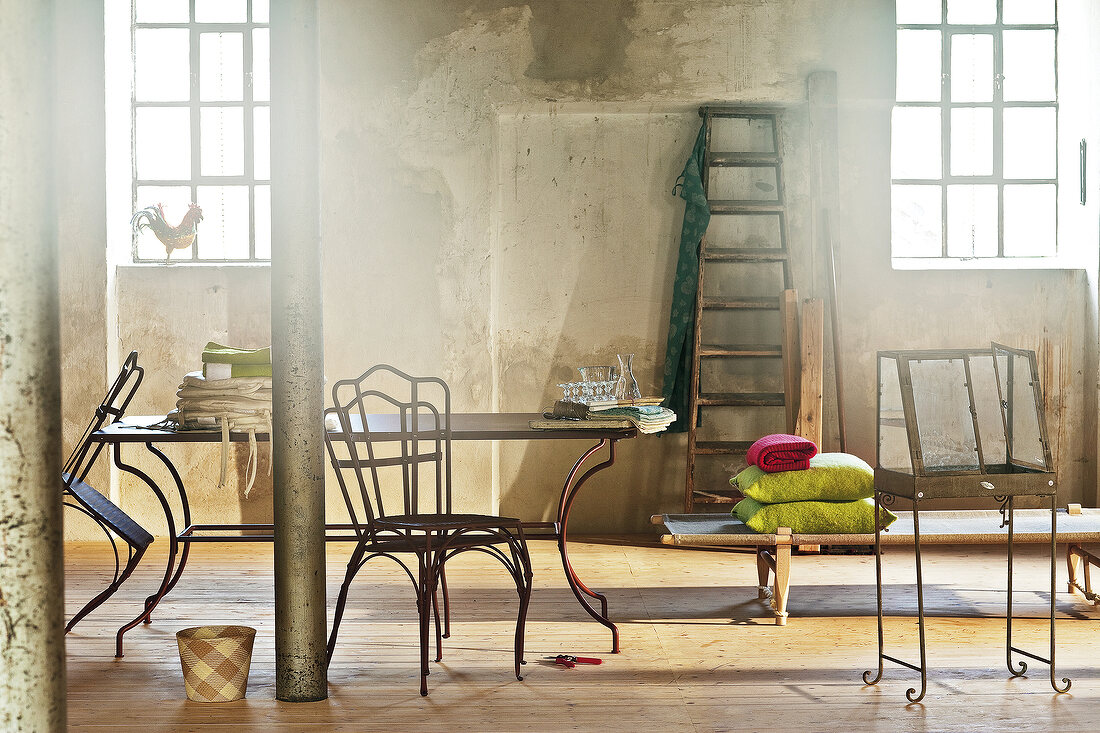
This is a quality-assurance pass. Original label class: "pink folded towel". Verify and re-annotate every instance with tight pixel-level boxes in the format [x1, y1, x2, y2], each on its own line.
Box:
[746, 433, 819, 473]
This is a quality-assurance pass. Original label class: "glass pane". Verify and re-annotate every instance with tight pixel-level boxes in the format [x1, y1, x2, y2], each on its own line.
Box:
[1003, 107, 1056, 178]
[994, 349, 1047, 468]
[947, 185, 997, 257]
[878, 355, 912, 473]
[196, 0, 247, 23]
[1003, 184, 1056, 256]
[252, 29, 270, 102]
[200, 107, 244, 176]
[134, 187, 194, 260]
[950, 34, 992, 102]
[254, 106, 270, 179]
[200, 33, 244, 102]
[947, 0, 995, 24]
[892, 107, 941, 179]
[136, 0, 189, 23]
[950, 107, 992, 175]
[896, 30, 941, 102]
[1003, 0, 1055, 24]
[255, 185, 271, 259]
[196, 186, 250, 259]
[253, 0, 270, 23]
[968, 353, 1007, 466]
[1003, 31, 1056, 102]
[896, 0, 942, 24]
[135, 107, 191, 179]
[892, 185, 942, 257]
[910, 358, 979, 472]
[135, 29, 190, 102]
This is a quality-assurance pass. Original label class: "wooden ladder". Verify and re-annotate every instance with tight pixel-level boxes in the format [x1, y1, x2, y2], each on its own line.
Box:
[685, 106, 799, 512]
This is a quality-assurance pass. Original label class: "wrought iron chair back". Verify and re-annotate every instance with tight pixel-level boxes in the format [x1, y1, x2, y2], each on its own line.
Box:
[323, 363, 533, 696]
[326, 365, 458, 535]
[63, 350, 144, 489]
[63, 350, 156, 642]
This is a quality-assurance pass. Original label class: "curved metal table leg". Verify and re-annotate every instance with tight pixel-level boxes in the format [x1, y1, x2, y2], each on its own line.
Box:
[556, 437, 621, 653]
[142, 443, 193, 614]
[112, 443, 178, 657]
[907, 500, 927, 704]
[862, 487, 885, 686]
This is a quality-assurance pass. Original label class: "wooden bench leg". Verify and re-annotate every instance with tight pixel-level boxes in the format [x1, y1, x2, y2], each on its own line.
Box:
[1068, 544, 1081, 596]
[757, 549, 772, 600]
[773, 528, 792, 626]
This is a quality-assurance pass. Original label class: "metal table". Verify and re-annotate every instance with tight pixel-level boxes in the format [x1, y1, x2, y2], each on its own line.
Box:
[92, 414, 637, 656]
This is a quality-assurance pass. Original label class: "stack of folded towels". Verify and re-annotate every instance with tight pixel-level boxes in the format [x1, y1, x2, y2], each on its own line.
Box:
[169, 342, 273, 496]
[592, 405, 676, 434]
[731, 433, 896, 534]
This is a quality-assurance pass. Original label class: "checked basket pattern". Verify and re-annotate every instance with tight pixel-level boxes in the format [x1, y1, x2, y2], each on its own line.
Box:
[176, 625, 256, 703]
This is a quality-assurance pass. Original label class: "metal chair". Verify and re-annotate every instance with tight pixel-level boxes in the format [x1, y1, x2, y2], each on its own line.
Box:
[324, 364, 533, 696]
[63, 351, 155, 637]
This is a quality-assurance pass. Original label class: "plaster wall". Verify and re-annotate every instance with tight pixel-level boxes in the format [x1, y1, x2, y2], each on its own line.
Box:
[78, 0, 1095, 537]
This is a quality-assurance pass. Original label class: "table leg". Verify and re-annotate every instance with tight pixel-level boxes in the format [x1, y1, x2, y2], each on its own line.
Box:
[907, 498, 927, 704]
[862, 487, 885, 686]
[1049, 493, 1071, 693]
[1006, 496, 1024, 677]
[556, 437, 620, 653]
[111, 443, 178, 658]
[142, 443, 192, 611]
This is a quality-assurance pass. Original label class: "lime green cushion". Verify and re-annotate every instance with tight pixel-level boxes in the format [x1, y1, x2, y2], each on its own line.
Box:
[733, 452, 875, 503]
[733, 496, 897, 534]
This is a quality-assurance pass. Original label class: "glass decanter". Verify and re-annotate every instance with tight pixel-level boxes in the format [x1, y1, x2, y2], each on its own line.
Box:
[614, 353, 641, 400]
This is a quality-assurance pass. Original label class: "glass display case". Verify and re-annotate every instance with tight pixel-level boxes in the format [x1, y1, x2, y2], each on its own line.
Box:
[875, 343, 1055, 500]
[865, 343, 1067, 703]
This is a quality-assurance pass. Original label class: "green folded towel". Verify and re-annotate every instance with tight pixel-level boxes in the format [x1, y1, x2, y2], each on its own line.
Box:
[733, 453, 875, 503]
[733, 496, 897, 534]
[203, 362, 273, 379]
[201, 341, 271, 365]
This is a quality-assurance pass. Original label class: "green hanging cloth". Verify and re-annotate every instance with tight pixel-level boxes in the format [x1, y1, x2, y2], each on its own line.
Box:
[661, 123, 710, 433]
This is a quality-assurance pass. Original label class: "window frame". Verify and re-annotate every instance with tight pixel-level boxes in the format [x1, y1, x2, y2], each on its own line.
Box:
[130, 0, 270, 263]
[892, 0, 1060, 266]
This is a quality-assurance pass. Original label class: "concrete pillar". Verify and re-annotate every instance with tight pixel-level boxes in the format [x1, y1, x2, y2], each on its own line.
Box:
[270, 0, 328, 702]
[0, 1, 66, 730]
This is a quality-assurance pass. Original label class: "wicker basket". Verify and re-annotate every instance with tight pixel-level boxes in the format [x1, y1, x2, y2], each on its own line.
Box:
[176, 625, 256, 703]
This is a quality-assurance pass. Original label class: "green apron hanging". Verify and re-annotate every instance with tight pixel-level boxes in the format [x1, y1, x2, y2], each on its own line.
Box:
[661, 123, 710, 433]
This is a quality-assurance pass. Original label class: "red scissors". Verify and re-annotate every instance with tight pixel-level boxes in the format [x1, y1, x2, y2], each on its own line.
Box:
[548, 654, 602, 668]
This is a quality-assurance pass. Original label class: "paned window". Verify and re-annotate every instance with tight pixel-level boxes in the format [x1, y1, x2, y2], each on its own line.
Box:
[892, 0, 1058, 263]
[130, 0, 270, 262]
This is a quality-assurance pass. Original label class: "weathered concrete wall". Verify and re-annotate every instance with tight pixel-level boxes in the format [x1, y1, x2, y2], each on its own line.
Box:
[71, 0, 1094, 535]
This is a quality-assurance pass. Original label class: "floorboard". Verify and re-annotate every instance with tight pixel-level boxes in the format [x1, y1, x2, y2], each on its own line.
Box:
[64, 537, 1100, 731]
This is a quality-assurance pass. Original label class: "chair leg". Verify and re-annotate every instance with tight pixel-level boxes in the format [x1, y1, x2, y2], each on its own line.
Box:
[418, 558, 433, 696]
[432, 577, 443, 663]
[327, 544, 367, 665]
[440, 565, 451, 639]
[508, 531, 534, 681]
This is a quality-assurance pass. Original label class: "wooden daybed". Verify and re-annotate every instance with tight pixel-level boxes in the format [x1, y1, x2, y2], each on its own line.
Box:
[654, 507, 1100, 625]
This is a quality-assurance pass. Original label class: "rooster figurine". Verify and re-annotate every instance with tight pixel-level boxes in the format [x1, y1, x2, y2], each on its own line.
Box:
[131, 202, 203, 263]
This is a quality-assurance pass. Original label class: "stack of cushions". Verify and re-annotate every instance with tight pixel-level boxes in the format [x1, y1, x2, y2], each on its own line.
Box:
[732, 449, 897, 534]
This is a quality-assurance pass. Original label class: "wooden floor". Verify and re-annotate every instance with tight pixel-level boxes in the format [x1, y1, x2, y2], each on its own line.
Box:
[65, 537, 1100, 731]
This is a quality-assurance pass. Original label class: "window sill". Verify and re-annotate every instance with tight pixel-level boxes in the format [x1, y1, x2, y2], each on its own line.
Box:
[892, 256, 1088, 272]
[116, 261, 271, 270]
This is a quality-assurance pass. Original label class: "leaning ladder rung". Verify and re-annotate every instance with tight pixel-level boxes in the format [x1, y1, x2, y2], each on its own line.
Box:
[694, 441, 753, 455]
[698, 392, 785, 407]
[707, 152, 781, 167]
[708, 200, 784, 215]
[705, 248, 789, 263]
[699, 344, 782, 358]
[701, 296, 780, 310]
